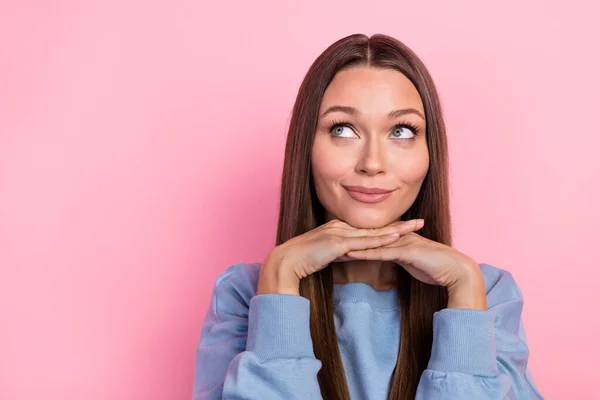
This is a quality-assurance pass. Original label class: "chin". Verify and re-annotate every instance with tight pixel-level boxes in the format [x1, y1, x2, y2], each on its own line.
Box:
[334, 209, 397, 229]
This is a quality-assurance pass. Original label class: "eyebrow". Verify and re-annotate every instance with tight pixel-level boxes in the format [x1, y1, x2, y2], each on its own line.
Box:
[320, 105, 425, 121]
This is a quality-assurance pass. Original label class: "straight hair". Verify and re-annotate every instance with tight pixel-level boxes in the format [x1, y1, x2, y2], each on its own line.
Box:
[275, 33, 451, 400]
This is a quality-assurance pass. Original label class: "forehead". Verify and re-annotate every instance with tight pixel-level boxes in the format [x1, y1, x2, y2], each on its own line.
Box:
[320, 67, 424, 116]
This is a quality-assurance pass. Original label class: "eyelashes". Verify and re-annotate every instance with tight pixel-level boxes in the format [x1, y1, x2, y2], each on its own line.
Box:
[326, 119, 421, 140]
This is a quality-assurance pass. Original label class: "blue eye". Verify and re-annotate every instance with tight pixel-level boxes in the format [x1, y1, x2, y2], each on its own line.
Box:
[327, 120, 420, 140]
[330, 124, 356, 138]
[391, 126, 417, 139]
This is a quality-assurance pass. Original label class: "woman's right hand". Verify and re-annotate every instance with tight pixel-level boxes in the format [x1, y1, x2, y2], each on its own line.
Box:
[256, 218, 425, 295]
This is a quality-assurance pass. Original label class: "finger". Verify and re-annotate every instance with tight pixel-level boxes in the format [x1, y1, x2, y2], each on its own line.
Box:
[332, 255, 353, 263]
[376, 218, 424, 234]
[342, 232, 400, 253]
[338, 219, 424, 237]
[345, 246, 403, 261]
[385, 218, 424, 231]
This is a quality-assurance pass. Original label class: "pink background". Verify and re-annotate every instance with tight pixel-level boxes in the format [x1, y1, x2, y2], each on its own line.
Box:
[1, 1, 598, 399]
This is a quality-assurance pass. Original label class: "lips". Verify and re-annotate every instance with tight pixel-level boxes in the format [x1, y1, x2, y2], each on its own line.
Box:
[342, 185, 393, 194]
[342, 185, 394, 204]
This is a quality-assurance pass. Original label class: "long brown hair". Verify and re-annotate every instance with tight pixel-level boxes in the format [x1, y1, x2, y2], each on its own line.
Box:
[275, 33, 451, 400]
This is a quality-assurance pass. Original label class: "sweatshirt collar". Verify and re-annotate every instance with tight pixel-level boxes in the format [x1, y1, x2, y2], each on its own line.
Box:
[333, 282, 399, 310]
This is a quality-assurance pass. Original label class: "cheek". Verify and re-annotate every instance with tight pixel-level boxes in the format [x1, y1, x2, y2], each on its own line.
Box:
[311, 140, 354, 206]
[391, 151, 430, 185]
[311, 139, 353, 183]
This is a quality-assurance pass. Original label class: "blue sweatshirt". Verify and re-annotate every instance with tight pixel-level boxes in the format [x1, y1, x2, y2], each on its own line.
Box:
[192, 262, 544, 399]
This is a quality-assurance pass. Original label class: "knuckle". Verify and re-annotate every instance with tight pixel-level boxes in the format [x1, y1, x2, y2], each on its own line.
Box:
[376, 236, 390, 245]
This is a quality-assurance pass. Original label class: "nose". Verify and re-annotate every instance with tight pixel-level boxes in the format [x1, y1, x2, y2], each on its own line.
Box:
[356, 137, 387, 176]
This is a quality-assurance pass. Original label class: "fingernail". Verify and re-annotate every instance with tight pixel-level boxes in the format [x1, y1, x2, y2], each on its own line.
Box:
[414, 219, 424, 225]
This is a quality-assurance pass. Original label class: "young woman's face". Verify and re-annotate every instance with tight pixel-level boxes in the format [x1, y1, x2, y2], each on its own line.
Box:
[311, 66, 429, 229]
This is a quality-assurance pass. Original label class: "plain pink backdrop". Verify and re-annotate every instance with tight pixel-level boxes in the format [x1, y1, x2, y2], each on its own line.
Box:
[1, 1, 599, 399]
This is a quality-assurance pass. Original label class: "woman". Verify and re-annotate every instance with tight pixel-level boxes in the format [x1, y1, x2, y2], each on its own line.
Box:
[192, 33, 544, 400]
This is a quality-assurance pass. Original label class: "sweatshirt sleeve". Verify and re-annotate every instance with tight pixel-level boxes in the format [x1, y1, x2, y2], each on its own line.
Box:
[415, 264, 544, 400]
[191, 263, 323, 400]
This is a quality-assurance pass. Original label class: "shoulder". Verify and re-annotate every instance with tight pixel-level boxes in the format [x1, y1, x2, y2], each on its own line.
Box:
[209, 262, 262, 321]
[213, 262, 262, 294]
[478, 262, 525, 309]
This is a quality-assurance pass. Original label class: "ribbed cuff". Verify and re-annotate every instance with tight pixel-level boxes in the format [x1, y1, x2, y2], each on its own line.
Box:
[427, 308, 499, 376]
[246, 294, 315, 361]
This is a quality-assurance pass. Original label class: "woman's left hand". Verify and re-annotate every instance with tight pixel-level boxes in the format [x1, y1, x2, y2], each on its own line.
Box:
[344, 229, 488, 310]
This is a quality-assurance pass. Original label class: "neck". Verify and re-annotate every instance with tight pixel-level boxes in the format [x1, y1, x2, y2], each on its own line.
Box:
[331, 260, 398, 291]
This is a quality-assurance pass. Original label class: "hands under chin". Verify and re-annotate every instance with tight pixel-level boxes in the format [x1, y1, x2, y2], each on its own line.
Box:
[343, 231, 488, 310]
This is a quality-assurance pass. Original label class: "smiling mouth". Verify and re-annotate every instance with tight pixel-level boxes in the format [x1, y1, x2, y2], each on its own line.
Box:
[344, 188, 394, 203]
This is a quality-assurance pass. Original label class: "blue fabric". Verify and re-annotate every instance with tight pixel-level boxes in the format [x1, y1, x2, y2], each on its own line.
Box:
[192, 262, 544, 399]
